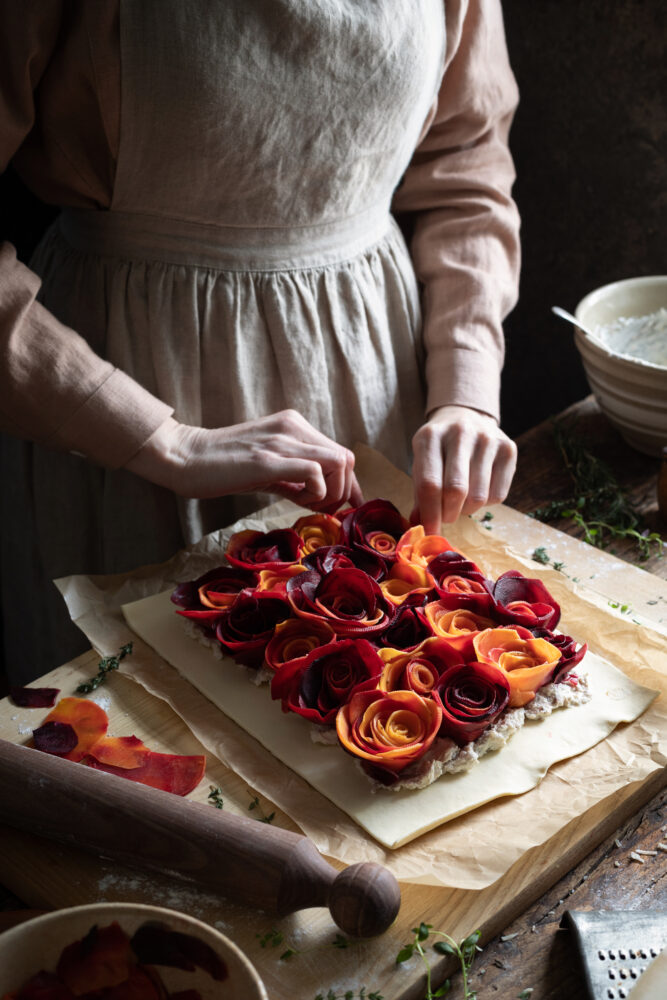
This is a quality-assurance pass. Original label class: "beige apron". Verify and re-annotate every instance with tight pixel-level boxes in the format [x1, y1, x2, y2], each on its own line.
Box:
[5, 0, 446, 681]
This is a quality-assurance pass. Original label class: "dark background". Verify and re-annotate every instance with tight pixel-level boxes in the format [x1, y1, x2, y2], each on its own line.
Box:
[1, 0, 665, 439]
[501, 0, 665, 434]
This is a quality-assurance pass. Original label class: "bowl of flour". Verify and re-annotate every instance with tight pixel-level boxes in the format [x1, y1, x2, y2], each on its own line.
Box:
[574, 275, 667, 456]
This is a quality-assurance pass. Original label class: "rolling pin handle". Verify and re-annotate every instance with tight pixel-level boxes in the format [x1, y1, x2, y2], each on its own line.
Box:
[275, 839, 401, 938]
[328, 862, 401, 938]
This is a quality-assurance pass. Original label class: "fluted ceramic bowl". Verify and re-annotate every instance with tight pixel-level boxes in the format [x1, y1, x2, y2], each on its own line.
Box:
[0, 902, 269, 999]
[574, 275, 667, 456]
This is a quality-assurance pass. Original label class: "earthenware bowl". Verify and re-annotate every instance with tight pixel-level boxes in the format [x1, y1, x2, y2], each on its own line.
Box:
[573, 275, 667, 456]
[0, 901, 269, 999]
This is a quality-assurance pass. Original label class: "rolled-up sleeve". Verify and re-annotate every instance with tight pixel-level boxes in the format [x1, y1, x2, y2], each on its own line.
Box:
[392, 0, 521, 422]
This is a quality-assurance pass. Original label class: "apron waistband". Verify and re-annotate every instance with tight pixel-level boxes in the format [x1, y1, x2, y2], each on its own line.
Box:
[57, 205, 394, 272]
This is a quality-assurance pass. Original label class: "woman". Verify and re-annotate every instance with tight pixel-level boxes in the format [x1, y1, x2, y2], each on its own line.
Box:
[0, 0, 520, 682]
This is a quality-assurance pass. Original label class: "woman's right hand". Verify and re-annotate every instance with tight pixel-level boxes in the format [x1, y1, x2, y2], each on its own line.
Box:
[126, 409, 363, 512]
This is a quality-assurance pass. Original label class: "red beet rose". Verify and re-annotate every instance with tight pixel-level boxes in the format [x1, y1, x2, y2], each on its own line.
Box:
[171, 566, 260, 624]
[428, 551, 493, 615]
[338, 498, 409, 563]
[271, 638, 383, 725]
[434, 661, 510, 746]
[216, 590, 292, 667]
[531, 627, 587, 682]
[489, 570, 560, 630]
[225, 528, 303, 570]
[286, 567, 394, 637]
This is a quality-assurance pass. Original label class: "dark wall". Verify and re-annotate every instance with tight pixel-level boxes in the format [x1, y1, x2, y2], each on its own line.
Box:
[501, 0, 666, 437]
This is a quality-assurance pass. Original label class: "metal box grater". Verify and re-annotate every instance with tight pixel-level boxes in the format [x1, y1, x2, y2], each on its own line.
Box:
[562, 911, 667, 999]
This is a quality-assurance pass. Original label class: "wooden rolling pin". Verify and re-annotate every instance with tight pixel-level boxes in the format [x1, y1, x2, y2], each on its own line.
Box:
[0, 740, 400, 937]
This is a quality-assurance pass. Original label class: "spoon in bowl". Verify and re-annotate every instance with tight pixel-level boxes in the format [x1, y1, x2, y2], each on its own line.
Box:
[551, 306, 597, 338]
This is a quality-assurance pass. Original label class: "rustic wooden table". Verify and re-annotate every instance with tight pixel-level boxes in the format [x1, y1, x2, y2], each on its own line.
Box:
[450, 396, 667, 1000]
[1, 395, 665, 1000]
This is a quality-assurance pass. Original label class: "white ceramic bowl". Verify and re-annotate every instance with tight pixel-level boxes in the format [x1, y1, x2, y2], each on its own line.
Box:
[574, 275, 667, 456]
[0, 902, 268, 1000]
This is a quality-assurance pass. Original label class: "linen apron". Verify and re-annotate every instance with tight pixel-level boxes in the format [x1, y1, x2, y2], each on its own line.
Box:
[4, 0, 446, 682]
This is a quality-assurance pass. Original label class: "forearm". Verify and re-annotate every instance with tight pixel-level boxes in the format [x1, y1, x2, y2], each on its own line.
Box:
[0, 243, 173, 467]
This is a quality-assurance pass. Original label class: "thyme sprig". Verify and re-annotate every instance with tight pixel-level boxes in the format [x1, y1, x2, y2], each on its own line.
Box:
[256, 927, 351, 966]
[75, 642, 133, 693]
[530, 419, 663, 562]
[396, 923, 481, 999]
[531, 547, 564, 571]
[248, 790, 275, 823]
[208, 785, 224, 809]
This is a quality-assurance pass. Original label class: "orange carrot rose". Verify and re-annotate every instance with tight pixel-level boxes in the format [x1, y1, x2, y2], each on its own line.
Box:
[292, 513, 342, 553]
[378, 637, 462, 696]
[379, 562, 434, 606]
[336, 688, 442, 780]
[395, 525, 461, 569]
[264, 617, 337, 672]
[256, 563, 306, 596]
[473, 627, 561, 707]
[423, 605, 496, 658]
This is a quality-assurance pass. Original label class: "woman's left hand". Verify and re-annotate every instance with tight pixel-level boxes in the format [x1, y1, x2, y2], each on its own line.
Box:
[411, 405, 517, 533]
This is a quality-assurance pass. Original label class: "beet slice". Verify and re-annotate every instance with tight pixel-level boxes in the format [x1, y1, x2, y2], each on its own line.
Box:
[82, 750, 206, 796]
[131, 923, 227, 980]
[10, 686, 60, 708]
[32, 721, 78, 756]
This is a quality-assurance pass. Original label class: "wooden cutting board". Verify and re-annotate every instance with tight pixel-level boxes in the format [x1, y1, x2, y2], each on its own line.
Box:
[0, 507, 665, 1000]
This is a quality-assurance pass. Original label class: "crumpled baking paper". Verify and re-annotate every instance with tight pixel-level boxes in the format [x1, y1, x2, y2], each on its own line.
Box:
[56, 445, 667, 889]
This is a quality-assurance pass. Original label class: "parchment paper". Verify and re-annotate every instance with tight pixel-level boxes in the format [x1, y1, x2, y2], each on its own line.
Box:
[56, 445, 667, 889]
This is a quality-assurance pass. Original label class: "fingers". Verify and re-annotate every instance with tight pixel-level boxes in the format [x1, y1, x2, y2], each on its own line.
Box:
[487, 437, 518, 504]
[209, 409, 360, 511]
[412, 424, 446, 534]
[264, 410, 362, 511]
[412, 407, 517, 530]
